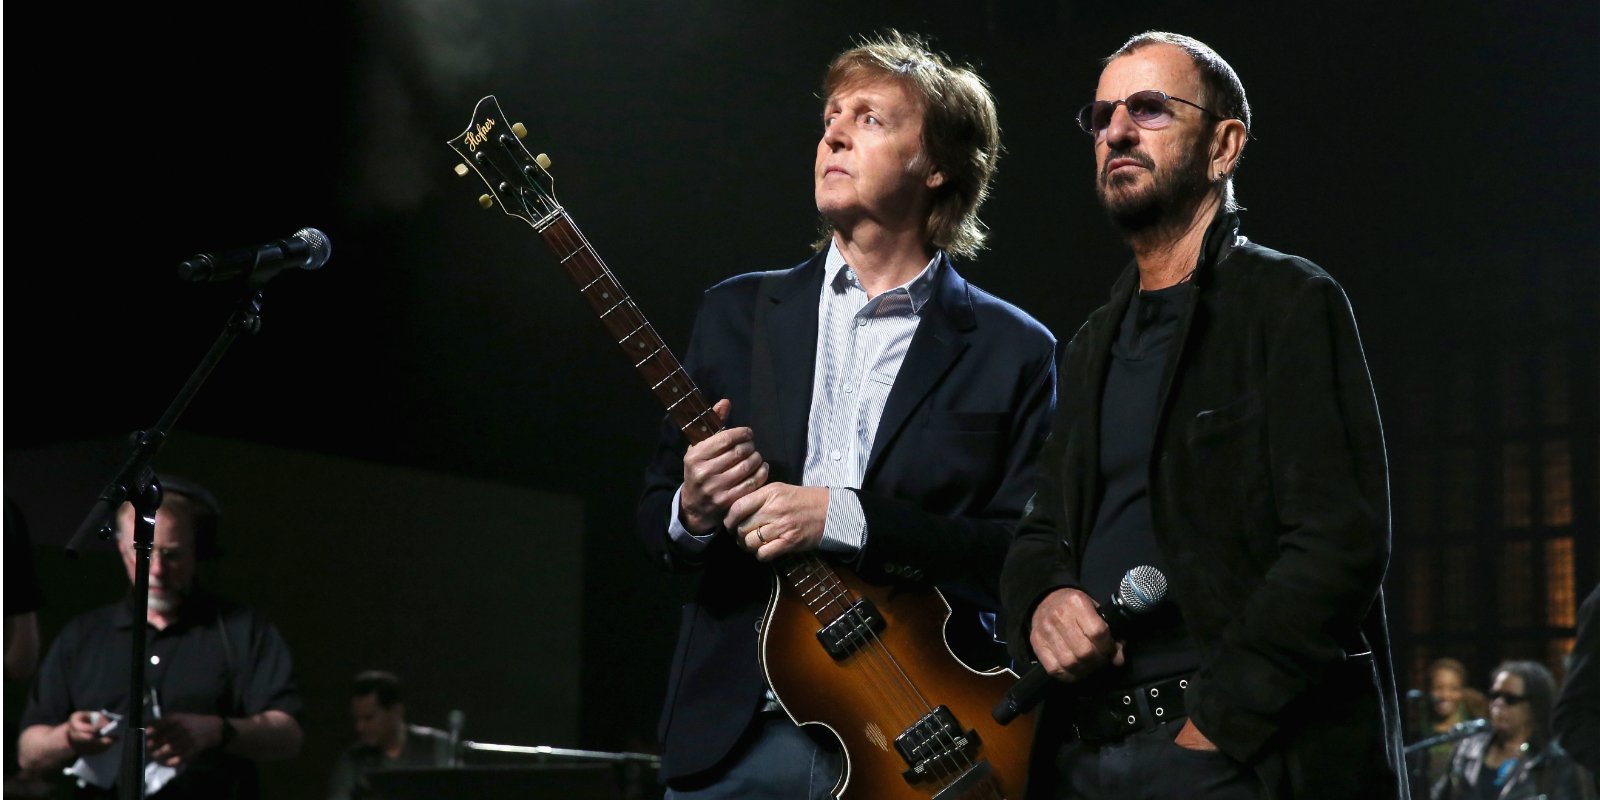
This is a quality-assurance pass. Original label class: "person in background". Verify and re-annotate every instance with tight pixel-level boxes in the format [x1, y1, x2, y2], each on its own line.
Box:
[16, 475, 303, 798]
[1423, 658, 1491, 784]
[5, 498, 49, 798]
[326, 670, 453, 800]
[1431, 660, 1595, 800]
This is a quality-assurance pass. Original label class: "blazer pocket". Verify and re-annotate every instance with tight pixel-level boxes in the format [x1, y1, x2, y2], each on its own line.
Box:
[1186, 391, 1262, 443]
[923, 411, 1010, 433]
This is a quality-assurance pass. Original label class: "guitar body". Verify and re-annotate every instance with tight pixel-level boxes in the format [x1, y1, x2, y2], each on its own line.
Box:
[449, 94, 1036, 799]
[763, 571, 1035, 800]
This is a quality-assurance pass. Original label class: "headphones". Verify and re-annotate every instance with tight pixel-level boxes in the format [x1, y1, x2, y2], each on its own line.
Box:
[154, 473, 224, 560]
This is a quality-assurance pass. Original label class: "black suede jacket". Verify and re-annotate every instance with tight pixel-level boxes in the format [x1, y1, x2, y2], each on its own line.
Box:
[1001, 212, 1409, 799]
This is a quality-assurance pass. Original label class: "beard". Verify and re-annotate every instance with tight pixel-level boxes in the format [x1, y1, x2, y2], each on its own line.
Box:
[1096, 130, 1213, 234]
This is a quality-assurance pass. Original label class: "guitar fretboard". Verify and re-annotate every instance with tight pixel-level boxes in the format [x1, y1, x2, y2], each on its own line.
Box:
[537, 213, 853, 622]
[538, 214, 720, 444]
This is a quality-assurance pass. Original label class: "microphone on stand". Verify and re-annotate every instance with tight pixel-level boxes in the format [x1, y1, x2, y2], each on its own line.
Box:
[992, 565, 1169, 725]
[447, 709, 465, 767]
[177, 227, 331, 284]
[1402, 718, 1488, 755]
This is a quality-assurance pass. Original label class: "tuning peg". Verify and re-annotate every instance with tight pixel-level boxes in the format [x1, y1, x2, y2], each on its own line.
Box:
[535, 153, 552, 169]
[478, 194, 494, 209]
[512, 122, 528, 139]
[454, 163, 470, 177]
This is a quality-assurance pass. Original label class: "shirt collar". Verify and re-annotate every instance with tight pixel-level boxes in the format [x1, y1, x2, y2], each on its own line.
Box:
[823, 240, 940, 314]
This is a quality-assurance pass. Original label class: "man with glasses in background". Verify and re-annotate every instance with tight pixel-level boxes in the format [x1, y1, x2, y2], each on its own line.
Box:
[1000, 31, 1408, 799]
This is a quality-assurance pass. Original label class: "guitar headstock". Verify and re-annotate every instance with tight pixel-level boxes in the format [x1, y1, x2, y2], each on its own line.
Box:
[448, 95, 560, 228]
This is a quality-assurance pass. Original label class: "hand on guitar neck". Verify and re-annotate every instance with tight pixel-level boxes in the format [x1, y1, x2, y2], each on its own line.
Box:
[679, 399, 769, 534]
[679, 399, 830, 560]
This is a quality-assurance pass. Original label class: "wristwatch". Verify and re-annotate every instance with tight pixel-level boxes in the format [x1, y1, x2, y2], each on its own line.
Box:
[217, 717, 237, 750]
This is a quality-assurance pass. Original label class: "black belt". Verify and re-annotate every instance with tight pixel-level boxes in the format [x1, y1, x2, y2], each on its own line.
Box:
[1066, 673, 1192, 742]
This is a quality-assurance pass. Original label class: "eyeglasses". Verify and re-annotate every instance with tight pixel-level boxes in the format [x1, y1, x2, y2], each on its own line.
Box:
[1488, 691, 1529, 705]
[1076, 90, 1220, 139]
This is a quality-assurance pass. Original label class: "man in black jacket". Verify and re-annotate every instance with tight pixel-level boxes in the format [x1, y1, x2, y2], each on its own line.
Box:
[1000, 31, 1408, 799]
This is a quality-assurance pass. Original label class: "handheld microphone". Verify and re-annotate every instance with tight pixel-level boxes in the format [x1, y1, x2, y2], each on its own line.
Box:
[1402, 718, 1487, 754]
[993, 565, 1168, 725]
[177, 227, 331, 284]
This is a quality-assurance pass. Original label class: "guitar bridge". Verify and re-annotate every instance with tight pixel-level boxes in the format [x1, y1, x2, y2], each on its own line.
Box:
[895, 705, 983, 782]
[814, 599, 887, 660]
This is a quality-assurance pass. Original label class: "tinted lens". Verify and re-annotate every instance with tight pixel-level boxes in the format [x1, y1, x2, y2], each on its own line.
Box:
[1078, 101, 1113, 134]
[1489, 691, 1528, 705]
[1125, 90, 1172, 126]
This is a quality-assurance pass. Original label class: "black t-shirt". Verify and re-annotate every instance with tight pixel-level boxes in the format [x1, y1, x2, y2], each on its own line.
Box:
[327, 725, 453, 800]
[21, 591, 301, 798]
[1078, 283, 1201, 689]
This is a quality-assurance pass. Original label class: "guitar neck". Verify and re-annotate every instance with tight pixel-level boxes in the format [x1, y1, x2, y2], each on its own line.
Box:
[537, 214, 721, 445]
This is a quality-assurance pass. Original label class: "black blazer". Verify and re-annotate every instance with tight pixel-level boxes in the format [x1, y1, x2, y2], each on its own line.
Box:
[1001, 213, 1409, 799]
[637, 250, 1056, 783]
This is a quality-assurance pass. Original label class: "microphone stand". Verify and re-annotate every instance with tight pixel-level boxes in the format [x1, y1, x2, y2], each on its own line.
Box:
[459, 741, 660, 799]
[1403, 719, 1489, 755]
[64, 288, 267, 800]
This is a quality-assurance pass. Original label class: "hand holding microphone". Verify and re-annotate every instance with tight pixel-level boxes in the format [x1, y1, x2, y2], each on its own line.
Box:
[994, 566, 1168, 725]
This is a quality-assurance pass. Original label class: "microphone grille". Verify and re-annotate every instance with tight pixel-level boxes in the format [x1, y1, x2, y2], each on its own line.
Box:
[294, 227, 332, 270]
[1118, 565, 1169, 612]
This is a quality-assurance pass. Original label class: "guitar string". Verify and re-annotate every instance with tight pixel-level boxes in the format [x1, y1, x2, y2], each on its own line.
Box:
[783, 554, 934, 737]
[786, 554, 972, 791]
[788, 553, 977, 790]
[526, 186, 990, 795]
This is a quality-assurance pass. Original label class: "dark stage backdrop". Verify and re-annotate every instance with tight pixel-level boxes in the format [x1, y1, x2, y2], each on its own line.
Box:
[5, 1, 1597, 796]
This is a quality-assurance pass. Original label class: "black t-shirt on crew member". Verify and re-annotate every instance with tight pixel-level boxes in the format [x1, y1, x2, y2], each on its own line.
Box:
[20, 590, 301, 799]
[1077, 283, 1202, 692]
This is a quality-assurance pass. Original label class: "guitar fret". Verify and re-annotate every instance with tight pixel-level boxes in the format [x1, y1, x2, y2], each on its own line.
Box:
[680, 406, 717, 435]
[633, 344, 667, 370]
[597, 296, 630, 320]
[650, 366, 684, 392]
[558, 245, 589, 264]
[663, 390, 698, 411]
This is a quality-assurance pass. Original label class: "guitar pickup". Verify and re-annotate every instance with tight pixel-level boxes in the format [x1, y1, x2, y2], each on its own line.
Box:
[895, 705, 982, 782]
[814, 599, 887, 660]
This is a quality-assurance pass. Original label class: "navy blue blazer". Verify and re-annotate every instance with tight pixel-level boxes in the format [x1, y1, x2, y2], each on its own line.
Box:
[635, 249, 1057, 783]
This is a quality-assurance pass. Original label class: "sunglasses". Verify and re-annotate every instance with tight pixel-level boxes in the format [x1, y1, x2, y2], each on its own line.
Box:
[1488, 691, 1529, 705]
[1076, 90, 1221, 139]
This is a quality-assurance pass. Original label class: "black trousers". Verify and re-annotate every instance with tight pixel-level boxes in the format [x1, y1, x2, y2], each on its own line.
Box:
[1050, 717, 1265, 800]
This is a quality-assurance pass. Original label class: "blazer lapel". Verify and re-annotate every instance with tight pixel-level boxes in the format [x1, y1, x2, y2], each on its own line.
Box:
[753, 254, 824, 482]
[865, 254, 974, 481]
[1071, 267, 1136, 549]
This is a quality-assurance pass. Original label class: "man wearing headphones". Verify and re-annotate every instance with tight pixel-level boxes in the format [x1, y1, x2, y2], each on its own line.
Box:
[17, 475, 303, 798]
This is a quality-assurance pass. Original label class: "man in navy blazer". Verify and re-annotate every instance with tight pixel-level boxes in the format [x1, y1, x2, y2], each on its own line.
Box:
[635, 30, 1057, 799]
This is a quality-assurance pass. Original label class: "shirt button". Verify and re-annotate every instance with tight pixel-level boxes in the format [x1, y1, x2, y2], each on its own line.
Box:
[829, 449, 842, 461]
[843, 385, 854, 394]
[150, 655, 161, 665]
[856, 317, 868, 327]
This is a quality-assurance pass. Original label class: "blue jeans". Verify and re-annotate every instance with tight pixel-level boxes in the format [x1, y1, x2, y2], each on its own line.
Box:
[665, 711, 843, 800]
